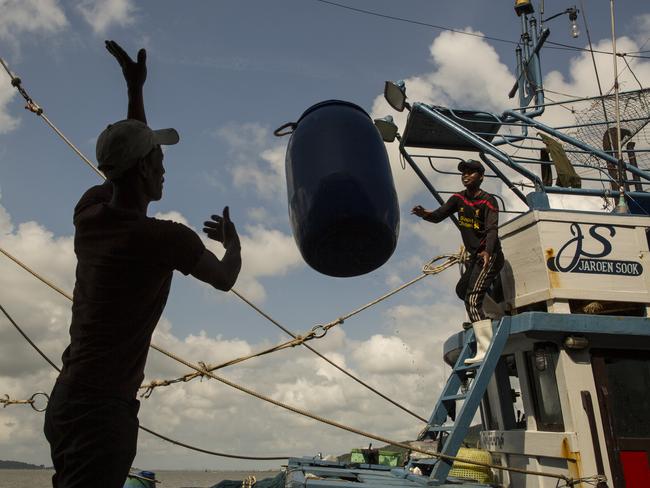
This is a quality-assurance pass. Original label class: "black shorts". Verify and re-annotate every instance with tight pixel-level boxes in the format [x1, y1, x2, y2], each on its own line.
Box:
[44, 382, 140, 488]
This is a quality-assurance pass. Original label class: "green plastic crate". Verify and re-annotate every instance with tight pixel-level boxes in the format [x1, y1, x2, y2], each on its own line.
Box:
[378, 450, 401, 467]
[350, 448, 401, 466]
[350, 449, 367, 464]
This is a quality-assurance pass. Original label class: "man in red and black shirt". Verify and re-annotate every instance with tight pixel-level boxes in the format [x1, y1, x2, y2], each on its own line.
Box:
[412, 159, 503, 364]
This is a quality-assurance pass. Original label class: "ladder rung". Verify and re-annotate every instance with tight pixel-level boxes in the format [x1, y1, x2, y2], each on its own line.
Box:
[428, 425, 454, 432]
[441, 393, 466, 401]
[411, 458, 439, 466]
[455, 362, 481, 372]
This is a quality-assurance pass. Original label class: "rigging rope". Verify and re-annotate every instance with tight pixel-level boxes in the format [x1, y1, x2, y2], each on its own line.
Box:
[141, 253, 464, 402]
[0, 54, 601, 486]
[0, 242, 431, 422]
[0, 301, 292, 461]
[0, 392, 49, 412]
[0, 54, 443, 424]
[0, 57, 105, 179]
[0, 253, 579, 484]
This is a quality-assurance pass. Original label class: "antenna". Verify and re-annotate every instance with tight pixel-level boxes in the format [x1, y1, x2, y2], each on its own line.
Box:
[609, 0, 628, 213]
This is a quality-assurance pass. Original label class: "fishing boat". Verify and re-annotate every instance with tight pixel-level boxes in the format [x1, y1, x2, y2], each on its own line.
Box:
[279, 2, 650, 487]
[0, 2, 648, 488]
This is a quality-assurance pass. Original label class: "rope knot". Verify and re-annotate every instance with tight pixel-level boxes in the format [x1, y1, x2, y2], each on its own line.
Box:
[197, 361, 212, 381]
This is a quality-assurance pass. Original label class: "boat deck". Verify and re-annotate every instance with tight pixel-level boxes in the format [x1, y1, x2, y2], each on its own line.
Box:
[285, 458, 490, 488]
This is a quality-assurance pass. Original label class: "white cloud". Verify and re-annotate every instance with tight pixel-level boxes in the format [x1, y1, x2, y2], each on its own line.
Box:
[233, 224, 303, 301]
[156, 209, 302, 302]
[154, 210, 190, 227]
[75, 0, 135, 35]
[215, 122, 287, 200]
[0, 0, 67, 42]
[371, 29, 515, 205]
[352, 334, 424, 374]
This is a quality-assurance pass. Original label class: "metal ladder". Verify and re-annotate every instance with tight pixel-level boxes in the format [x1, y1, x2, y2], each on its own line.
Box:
[417, 318, 509, 484]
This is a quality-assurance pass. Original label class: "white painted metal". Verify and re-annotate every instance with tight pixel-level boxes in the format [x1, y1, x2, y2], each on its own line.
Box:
[499, 210, 650, 311]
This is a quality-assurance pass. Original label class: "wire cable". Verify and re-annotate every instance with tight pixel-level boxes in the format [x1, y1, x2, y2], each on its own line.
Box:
[0, 300, 293, 461]
[313, 0, 518, 45]
[312, 0, 648, 59]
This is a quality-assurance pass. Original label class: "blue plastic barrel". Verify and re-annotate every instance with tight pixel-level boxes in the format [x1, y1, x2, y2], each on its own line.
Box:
[276, 100, 400, 277]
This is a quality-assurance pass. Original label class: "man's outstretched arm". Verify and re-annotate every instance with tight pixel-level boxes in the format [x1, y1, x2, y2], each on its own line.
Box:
[411, 197, 458, 223]
[191, 207, 242, 291]
[105, 40, 147, 124]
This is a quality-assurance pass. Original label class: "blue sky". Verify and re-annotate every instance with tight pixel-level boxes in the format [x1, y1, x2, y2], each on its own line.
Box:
[1, 0, 649, 471]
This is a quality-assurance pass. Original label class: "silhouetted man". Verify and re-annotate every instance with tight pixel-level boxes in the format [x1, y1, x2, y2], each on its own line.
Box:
[44, 41, 242, 488]
[412, 159, 503, 365]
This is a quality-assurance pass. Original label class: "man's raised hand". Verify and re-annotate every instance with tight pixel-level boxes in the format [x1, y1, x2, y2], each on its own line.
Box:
[203, 207, 241, 250]
[105, 40, 147, 90]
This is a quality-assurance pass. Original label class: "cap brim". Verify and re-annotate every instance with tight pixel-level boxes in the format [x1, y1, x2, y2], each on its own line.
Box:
[152, 128, 180, 146]
[458, 162, 483, 173]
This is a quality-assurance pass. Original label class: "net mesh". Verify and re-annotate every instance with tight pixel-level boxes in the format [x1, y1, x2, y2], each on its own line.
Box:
[572, 88, 650, 170]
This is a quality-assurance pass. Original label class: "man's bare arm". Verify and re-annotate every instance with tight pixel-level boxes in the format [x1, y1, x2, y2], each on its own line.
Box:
[191, 207, 242, 291]
[105, 40, 147, 124]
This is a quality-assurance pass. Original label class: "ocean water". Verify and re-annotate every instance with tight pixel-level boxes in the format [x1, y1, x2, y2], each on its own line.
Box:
[0, 469, 280, 488]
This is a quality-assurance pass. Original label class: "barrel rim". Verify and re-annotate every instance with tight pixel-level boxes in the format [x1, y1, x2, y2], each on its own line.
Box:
[296, 99, 370, 125]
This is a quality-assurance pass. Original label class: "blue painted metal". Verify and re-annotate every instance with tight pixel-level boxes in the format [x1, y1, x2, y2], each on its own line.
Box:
[525, 191, 550, 209]
[285, 457, 490, 488]
[507, 312, 650, 336]
[443, 312, 650, 365]
[397, 143, 461, 230]
[418, 328, 477, 435]
[476, 153, 528, 204]
[428, 318, 510, 484]
[415, 104, 545, 193]
[509, 21, 549, 118]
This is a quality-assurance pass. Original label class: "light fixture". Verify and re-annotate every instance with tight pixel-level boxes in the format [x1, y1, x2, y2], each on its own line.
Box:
[374, 115, 399, 143]
[533, 346, 548, 371]
[514, 0, 534, 17]
[564, 335, 589, 350]
[384, 80, 407, 112]
[544, 6, 580, 39]
[568, 8, 580, 38]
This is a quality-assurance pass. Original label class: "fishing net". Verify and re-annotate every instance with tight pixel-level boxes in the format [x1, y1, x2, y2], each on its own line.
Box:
[572, 88, 650, 170]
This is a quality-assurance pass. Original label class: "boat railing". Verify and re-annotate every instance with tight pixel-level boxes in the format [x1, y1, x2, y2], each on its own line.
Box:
[397, 89, 650, 214]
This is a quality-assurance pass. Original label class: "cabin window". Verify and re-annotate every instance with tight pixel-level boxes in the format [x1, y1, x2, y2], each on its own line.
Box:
[505, 355, 526, 429]
[602, 352, 650, 437]
[526, 343, 564, 432]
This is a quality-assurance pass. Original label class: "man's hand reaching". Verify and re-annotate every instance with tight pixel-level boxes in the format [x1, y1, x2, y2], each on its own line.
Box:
[105, 40, 147, 123]
[203, 207, 241, 251]
[105, 40, 147, 90]
[478, 250, 491, 269]
[193, 207, 242, 291]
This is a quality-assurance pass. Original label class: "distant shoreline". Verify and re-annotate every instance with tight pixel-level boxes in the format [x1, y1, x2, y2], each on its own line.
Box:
[0, 460, 48, 469]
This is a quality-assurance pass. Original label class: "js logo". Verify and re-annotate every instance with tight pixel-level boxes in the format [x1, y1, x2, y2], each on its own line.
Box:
[547, 223, 643, 276]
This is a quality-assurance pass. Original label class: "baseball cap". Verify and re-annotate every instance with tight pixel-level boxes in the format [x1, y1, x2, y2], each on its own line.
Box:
[457, 159, 485, 174]
[96, 119, 179, 180]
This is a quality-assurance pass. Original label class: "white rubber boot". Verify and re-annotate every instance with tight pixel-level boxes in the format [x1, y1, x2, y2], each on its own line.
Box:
[464, 319, 493, 365]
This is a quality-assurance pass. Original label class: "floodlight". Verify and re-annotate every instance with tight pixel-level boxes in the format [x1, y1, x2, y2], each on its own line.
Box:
[374, 115, 399, 143]
[384, 80, 407, 112]
[568, 9, 580, 38]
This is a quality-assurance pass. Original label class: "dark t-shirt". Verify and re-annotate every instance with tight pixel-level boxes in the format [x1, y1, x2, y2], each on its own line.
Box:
[424, 189, 501, 255]
[57, 183, 205, 399]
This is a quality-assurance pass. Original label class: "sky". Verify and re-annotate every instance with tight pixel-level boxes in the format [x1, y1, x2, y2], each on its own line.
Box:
[0, 0, 649, 472]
